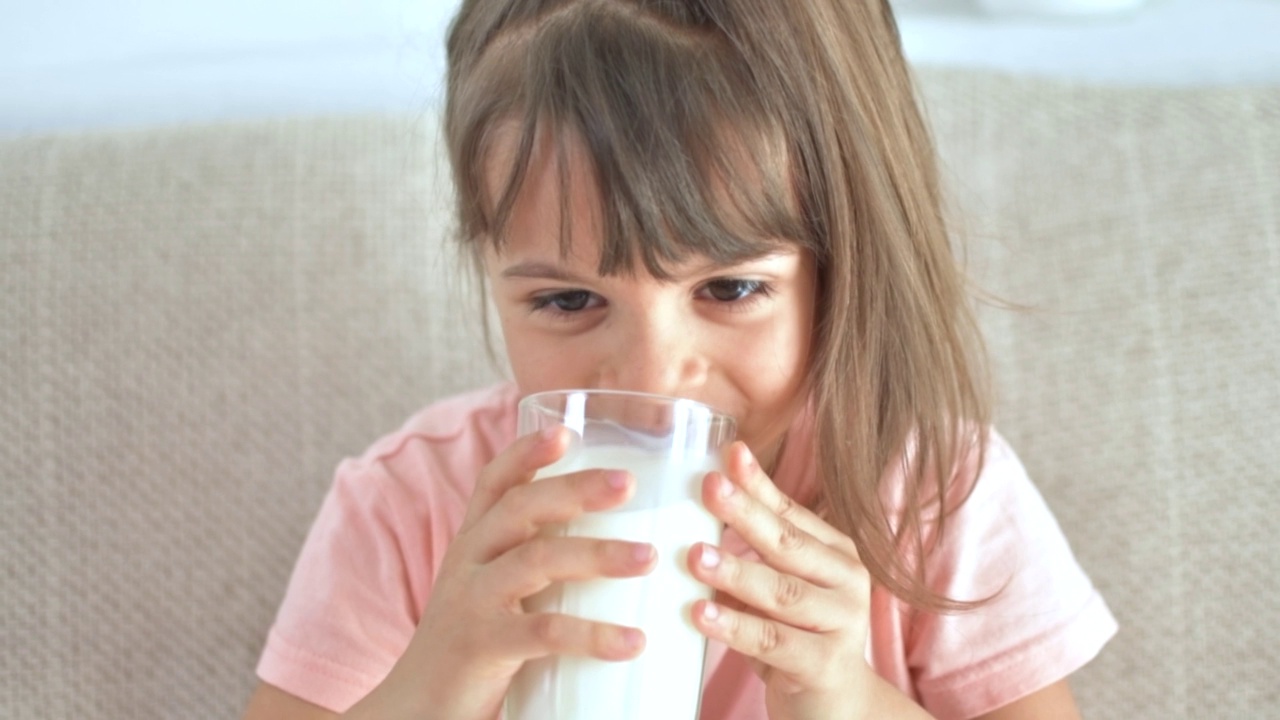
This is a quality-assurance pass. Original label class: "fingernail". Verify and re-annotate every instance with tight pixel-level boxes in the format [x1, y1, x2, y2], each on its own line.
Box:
[699, 545, 721, 569]
[702, 602, 721, 623]
[716, 475, 735, 500]
[632, 543, 655, 564]
[606, 470, 629, 491]
[623, 628, 645, 650]
[738, 443, 756, 472]
[540, 426, 560, 444]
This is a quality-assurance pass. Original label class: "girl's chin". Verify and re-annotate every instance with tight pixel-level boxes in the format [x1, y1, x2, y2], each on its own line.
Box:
[738, 431, 785, 475]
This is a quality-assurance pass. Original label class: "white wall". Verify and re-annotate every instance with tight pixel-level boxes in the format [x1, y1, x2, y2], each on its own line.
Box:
[894, 0, 1280, 86]
[0, 0, 458, 135]
[2, 0, 1278, 136]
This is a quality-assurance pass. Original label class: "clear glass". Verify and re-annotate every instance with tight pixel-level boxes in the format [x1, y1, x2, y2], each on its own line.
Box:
[505, 390, 737, 720]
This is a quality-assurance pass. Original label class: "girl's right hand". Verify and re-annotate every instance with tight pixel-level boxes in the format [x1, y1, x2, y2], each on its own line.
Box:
[346, 425, 656, 720]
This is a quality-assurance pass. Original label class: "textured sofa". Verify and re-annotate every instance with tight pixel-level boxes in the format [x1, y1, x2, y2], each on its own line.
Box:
[3, 69, 1277, 719]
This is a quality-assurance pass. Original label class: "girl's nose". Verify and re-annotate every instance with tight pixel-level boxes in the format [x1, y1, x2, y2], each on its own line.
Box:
[595, 314, 709, 399]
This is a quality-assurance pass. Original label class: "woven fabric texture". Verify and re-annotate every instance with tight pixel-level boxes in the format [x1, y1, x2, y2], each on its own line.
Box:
[924, 73, 1280, 718]
[0, 115, 503, 718]
[1, 70, 1277, 718]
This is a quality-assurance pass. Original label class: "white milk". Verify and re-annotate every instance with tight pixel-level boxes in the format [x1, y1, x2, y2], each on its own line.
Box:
[506, 446, 723, 720]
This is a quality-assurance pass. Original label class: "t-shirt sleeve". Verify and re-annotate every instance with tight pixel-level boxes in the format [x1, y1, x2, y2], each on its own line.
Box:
[255, 456, 421, 713]
[908, 432, 1118, 720]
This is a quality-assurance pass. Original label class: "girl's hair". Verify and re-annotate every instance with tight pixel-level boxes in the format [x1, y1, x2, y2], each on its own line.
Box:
[444, 0, 991, 612]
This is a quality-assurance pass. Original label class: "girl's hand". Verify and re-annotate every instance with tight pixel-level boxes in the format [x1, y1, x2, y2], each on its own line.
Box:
[350, 426, 657, 720]
[688, 442, 921, 720]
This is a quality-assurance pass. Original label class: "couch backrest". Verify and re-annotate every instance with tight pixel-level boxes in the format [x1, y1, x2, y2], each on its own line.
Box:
[926, 72, 1280, 717]
[2, 72, 1277, 718]
[1, 115, 503, 717]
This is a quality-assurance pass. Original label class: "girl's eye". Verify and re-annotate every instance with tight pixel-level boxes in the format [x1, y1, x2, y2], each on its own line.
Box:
[701, 278, 770, 303]
[530, 290, 600, 315]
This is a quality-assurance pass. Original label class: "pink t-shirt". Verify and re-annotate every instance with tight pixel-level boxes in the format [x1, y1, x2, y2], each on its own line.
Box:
[257, 383, 1116, 719]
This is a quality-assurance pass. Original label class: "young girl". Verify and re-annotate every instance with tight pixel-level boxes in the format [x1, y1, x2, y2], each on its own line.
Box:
[243, 0, 1116, 718]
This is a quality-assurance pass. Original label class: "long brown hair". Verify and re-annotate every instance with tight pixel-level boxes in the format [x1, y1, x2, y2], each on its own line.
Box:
[444, 0, 990, 612]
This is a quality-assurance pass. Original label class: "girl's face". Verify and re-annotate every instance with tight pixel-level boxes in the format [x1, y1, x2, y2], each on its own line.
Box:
[482, 132, 816, 469]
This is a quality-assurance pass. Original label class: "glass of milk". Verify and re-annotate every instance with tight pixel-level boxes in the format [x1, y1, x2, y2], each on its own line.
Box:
[505, 389, 737, 720]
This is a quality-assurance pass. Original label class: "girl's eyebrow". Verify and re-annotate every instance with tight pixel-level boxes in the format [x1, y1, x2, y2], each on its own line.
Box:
[500, 250, 792, 283]
[500, 261, 590, 283]
[689, 251, 789, 274]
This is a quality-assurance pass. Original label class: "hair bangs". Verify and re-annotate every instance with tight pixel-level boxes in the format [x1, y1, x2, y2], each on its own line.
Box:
[453, 0, 812, 279]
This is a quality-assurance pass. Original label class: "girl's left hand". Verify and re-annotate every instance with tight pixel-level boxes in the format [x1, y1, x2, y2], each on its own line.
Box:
[688, 441, 879, 720]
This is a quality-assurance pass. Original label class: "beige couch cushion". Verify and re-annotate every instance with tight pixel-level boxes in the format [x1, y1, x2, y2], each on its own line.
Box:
[925, 73, 1280, 716]
[1, 116, 503, 717]
[1, 71, 1276, 718]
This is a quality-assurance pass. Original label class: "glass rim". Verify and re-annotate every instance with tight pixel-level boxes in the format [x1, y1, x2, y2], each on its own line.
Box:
[519, 388, 736, 423]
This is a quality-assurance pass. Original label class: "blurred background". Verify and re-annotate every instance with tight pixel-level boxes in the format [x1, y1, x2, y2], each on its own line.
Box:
[3, 0, 1279, 137]
[4, 2, 1278, 718]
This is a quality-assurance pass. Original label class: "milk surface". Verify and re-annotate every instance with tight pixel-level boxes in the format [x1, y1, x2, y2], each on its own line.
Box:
[505, 445, 723, 720]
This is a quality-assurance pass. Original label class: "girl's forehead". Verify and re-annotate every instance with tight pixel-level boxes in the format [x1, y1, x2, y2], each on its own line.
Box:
[488, 227, 797, 284]
[481, 118, 726, 214]
[481, 116, 785, 198]
[480, 118, 801, 274]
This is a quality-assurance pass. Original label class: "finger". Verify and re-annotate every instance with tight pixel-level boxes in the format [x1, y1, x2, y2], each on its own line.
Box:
[472, 467, 636, 560]
[702, 470, 854, 589]
[460, 426, 570, 532]
[688, 543, 843, 633]
[725, 442, 852, 551]
[483, 536, 657, 602]
[691, 598, 815, 678]
[503, 613, 647, 663]
[712, 589, 749, 616]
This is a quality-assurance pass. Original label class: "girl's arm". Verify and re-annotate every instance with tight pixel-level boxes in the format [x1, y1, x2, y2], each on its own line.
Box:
[243, 426, 655, 720]
[242, 682, 338, 720]
[973, 679, 1081, 720]
[686, 441, 1090, 720]
[858, 676, 1080, 720]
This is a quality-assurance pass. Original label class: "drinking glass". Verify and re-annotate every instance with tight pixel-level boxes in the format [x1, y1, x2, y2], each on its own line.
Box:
[505, 389, 737, 720]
